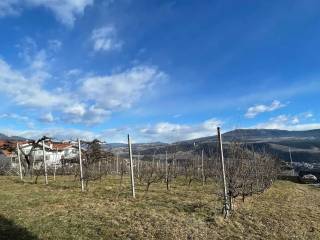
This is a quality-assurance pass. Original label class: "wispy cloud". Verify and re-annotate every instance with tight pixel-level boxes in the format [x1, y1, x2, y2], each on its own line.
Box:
[253, 112, 319, 131]
[0, 0, 93, 26]
[245, 100, 286, 118]
[80, 66, 167, 109]
[48, 39, 62, 52]
[0, 0, 20, 17]
[91, 25, 123, 52]
[101, 118, 223, 143]
[0, 127, 100, 141]
[0, 113, 30, 122]
[39, 112, 55, 123]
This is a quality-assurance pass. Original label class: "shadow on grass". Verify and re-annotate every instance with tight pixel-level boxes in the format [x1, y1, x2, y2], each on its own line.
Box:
[0, 215, 38, 240]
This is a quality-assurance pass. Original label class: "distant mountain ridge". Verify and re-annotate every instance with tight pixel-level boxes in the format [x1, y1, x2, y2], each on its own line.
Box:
[108, 129, 320, 164]
[0, 133, 27, 141]
[176, 129, 320, 145]
[223, 129, 320, 140]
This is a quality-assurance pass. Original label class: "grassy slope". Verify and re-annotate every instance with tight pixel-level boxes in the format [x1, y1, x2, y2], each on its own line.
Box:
[0, 176, 319, 240]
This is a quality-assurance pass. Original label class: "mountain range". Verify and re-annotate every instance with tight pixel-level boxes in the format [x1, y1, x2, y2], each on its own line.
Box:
[107, 129, 320, 163]
[1, 129, 320, 163]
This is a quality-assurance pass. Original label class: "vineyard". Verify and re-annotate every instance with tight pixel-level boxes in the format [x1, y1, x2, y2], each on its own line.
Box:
[0, 131, 317, 239]
[0, 132, 279, 210]
[1, 176, 320, 239]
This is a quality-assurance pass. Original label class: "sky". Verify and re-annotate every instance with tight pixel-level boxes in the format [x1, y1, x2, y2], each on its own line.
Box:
[0, 0, 320, 143]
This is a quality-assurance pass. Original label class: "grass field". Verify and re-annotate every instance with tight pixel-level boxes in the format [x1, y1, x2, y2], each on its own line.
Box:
[0, 176, 319, 240]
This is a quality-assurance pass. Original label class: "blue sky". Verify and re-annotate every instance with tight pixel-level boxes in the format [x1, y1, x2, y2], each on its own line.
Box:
[0, 0, 319, 142]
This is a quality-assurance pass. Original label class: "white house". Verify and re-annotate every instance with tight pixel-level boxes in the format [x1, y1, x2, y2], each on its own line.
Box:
[16, 141, 79, 168]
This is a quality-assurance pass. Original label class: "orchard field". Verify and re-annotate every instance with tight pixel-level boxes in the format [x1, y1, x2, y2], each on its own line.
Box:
[0, 176, 319, 240]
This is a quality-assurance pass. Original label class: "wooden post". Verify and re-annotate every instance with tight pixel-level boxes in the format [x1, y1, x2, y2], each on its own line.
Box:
[201, 149, 205, 185]
[128, 134, 136, 198]
[78, 139, 84, 192]
[42, 140, 48, 185]
[217, 127, 229, 217]
[16, 143, 23, 180]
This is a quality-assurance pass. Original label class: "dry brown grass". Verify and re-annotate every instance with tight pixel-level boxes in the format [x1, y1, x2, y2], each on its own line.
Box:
[0, 175, 319, 240]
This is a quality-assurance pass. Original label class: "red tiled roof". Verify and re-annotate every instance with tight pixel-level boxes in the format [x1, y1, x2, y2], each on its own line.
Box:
[52, 142, 73, 150]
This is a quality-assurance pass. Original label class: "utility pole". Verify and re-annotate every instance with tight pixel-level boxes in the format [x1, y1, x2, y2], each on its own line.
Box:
[128, 134, 136, 198]
[16, 143, 23, 180]
[42, 140, 48, 185]
[217, 127, 229, 218]
[78, 139, 84, 192]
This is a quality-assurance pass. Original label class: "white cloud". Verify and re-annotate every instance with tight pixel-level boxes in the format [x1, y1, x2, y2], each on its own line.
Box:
[0, 113, 29, 122]
[254, 114, 320, 131]
[0, 35, 168, 126]
[245, 100, 285, 118]
[291, 116, 300, 124]
[1, 118, 223, 143]
[255, 114, 289, 129]
[63, 104, 111, 125]
[137, 118, 222, 142]
[64, 103, 86, 116]
[91, 25, 123, 52]
[1, 127, 100, 141]
[0, 57, 166, 125]
[80, 66, 167, 109]
[39, 112, 55, 123]
[0, 0, 93, 26]
[286, 123, 320, 131]
[65, 68, 82, 77]
[304, 112, 313, 119]
[0, 58, 63, 108]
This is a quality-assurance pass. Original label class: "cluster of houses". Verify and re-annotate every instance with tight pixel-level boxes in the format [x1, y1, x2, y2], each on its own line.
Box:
[0, 139, 80, 168]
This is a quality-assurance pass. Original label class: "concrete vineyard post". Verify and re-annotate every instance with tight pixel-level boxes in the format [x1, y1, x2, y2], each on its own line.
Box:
[217, 127, 229, 217]
[78, 139, 84, 192]
[128, 134, 136, 198]
[42, 140, 48, 185]
[17, 143, 23, 180]
[201, 149, 205, 185]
